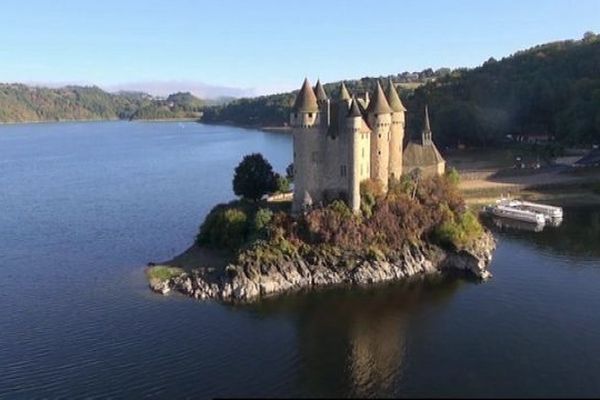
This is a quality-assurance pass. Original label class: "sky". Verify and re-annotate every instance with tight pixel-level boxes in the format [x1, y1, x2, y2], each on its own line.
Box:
[1, 0, 599, 97]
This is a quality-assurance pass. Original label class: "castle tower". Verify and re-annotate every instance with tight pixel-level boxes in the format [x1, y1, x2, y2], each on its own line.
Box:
[291, 78, 320, 213]
[347, 97, 366, 212]
[314, 79, 330, 128]
[366, 81, 392, 191]
[386, 79, 406, 180]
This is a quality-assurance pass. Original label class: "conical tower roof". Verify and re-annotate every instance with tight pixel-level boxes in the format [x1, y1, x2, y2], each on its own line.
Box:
[347, 97, 362, 117]
[314, 79, 328, 101]
[338, 82, 351, 101]
[423, 105, 431, 133]
[293, 78, 319, 112]
[366, 81, 392, 114]
[386, 79, 406, 112]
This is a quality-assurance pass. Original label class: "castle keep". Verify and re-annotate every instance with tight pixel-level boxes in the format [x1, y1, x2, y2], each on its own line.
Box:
[291, 78, 445, 213]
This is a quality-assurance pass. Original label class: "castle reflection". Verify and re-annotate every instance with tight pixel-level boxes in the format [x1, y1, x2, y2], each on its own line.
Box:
[245, 275, 463, 397]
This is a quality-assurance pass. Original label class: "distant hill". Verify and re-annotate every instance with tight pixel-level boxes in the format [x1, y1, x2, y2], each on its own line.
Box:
[0, 85, 205, 123]
[129, 92, 204, 121]
[202, 33, 600, 147]
[0, 84, 140, 123]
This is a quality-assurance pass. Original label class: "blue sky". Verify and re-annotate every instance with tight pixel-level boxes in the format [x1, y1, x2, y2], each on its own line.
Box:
[1, 0, 599, 97]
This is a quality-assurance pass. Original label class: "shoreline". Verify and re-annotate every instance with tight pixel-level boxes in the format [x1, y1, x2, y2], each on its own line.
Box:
[0, 117, 204, 126]
[147, 232, 496, 303]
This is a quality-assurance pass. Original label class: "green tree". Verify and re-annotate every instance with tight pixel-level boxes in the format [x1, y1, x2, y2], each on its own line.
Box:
[275, 173, 291, 193]
[232, 153, 278, 201]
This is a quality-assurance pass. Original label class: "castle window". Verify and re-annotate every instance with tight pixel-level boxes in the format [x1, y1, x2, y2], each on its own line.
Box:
[340, 165, 347, 177]
[378, 150, 381, 155]
[378, 134, 381, 138]
[294, 113, 298, 119]
[308, 113, 313, 118]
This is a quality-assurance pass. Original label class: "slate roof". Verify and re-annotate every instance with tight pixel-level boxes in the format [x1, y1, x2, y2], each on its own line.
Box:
[293, 78, 319, 112]
[366, 81, 392, 114]
[386, 78, 406, 112]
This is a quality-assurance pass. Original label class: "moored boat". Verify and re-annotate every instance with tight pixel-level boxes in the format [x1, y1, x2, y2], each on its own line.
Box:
[486, 204, 546, 225]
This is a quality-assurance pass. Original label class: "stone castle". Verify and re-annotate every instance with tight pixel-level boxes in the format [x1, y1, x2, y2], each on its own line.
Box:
[291, 78, 445, 213]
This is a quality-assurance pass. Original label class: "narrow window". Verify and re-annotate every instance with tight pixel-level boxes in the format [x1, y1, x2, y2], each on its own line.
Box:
[362, 148, 365, 158]
[308, 113, 313, 118]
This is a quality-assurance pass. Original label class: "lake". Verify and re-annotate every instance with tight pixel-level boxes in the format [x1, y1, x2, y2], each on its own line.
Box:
[1, 121, 599, 398]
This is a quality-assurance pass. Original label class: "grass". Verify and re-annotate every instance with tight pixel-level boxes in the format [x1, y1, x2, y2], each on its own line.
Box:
[146, 265, 184, 282]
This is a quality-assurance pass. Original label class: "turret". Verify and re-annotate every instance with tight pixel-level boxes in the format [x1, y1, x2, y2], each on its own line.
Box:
[338, 81, 352, 112]
[290, 78, 319, 128]
[366, 81, 392, 191]
[291, 78, 321, 213]
[347, 97, 368, 212]
[314, 79, 330, 128]
[386, 78, 406, 180]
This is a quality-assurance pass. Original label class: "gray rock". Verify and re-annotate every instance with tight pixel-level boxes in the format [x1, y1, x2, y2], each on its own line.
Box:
[150, 231, 496, 303]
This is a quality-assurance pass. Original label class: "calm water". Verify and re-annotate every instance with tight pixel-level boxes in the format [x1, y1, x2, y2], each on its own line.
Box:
[1, 121, 600, 398]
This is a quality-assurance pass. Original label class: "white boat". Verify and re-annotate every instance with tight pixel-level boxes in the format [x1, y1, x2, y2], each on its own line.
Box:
[487, 204, 546, 225]
[511, 200, 563, 220]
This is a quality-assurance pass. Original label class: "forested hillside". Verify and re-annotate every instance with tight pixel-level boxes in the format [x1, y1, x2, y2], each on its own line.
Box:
[203, 33, 600, 147]
[409, 33, 600, 146]
[0, 85, 204, 123]
[0, 84, 142, 122]
[201, 69, 445, 127]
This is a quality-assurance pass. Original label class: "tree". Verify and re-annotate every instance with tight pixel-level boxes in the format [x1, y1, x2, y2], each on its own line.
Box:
[232, 153, 278, 201]
[275, 173, 291, 193]
[285, 163, 294, 181]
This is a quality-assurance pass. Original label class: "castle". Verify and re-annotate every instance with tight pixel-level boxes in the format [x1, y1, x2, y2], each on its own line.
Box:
[291, 78, 445, 213]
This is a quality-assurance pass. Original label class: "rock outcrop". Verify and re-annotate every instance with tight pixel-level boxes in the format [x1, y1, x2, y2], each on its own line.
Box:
[149, 231, 495, 303]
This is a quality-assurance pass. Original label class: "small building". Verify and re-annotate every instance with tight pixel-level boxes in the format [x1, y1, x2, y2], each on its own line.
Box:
[402, 106, 446, 177]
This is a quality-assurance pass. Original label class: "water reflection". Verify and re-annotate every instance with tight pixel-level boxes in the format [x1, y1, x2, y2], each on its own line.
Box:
[246, 276, 463, 397]
[490, 216, 545, 232]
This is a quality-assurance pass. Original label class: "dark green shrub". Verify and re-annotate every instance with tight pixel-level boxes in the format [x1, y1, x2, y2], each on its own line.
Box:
[197, 204, 250, 250]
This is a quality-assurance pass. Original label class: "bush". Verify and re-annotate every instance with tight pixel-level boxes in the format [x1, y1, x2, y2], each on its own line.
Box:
[233, 153, 278, 201]
[360, 179, 384, 218]
[249, 208, 274, 240]
[197, 204, 250, 250]
[445, 167, 461, 186]
[433, 209, 483, 249]
[275, 173, 291, 193]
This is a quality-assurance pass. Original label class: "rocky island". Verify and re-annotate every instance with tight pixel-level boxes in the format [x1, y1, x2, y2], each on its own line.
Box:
[147, 78, 496, 303]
